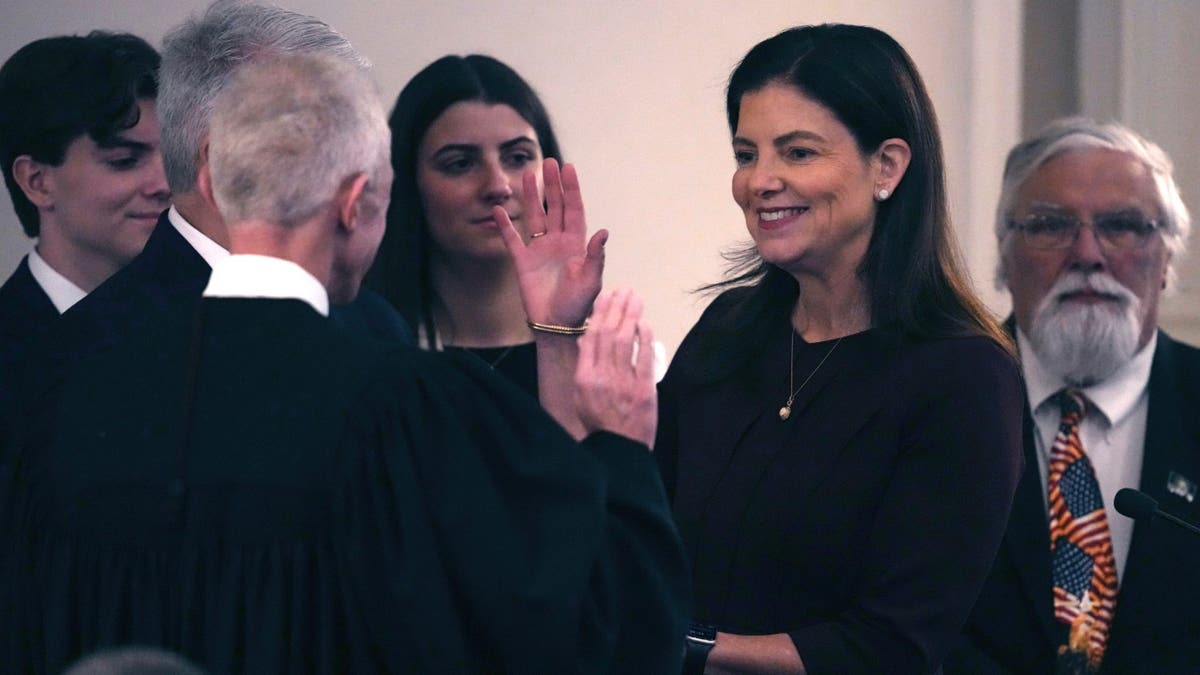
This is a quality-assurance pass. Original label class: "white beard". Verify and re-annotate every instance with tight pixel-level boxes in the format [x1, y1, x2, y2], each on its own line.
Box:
[1027, 271, 1142, 387]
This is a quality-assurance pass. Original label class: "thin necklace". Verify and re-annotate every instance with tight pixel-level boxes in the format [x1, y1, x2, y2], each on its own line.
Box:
[473, 344, 516, 370]
[779, 332, 843, 421]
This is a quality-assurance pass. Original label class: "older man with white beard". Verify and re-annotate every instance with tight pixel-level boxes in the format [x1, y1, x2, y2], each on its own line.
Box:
[946, 118, 1200, 675]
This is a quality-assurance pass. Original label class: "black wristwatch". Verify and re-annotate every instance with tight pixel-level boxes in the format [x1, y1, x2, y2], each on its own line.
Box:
[683, 621, 717, 675]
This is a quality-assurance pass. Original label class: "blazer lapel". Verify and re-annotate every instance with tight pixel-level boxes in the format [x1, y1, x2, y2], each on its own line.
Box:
[0, 258, 58, 340]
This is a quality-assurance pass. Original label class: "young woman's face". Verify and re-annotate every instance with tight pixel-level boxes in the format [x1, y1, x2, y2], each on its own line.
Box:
[416, 101, 544, 261]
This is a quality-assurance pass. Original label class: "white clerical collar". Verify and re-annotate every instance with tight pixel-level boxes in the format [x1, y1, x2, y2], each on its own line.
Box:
[26, 247, 86, 313]
[168, 205, 229, 267]
[1018, 327, 1156, 428]
[202, 254, 329, 317]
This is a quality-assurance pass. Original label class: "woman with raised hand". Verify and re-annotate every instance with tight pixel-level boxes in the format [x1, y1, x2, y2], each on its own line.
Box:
[368, 55, 604, 423]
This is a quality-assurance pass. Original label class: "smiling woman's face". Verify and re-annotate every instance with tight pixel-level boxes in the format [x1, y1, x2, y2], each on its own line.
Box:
[416, 101, 544, 261]
[730, 83, 879, 281]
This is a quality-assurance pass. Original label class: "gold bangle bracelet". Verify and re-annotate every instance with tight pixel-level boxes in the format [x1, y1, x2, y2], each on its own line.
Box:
[527, 320, 588, 336]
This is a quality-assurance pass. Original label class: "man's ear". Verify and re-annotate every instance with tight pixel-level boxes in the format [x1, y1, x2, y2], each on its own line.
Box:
[195, 137, 221, 209]
[335, 172, 370, 233]
[874, 138, 912, 197]
[197, 161, 217, 207]
[11, 156, 55, 210]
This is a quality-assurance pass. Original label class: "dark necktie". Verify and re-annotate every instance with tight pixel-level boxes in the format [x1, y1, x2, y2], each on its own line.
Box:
[1048, 389, 1117, 673]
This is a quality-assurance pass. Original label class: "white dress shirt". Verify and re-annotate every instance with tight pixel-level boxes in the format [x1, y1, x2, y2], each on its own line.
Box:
[26, 247, 86, 313]
[168, 206, 229, 268]
[203, 254, 328, 317]
[1017, 328, 1155, 581]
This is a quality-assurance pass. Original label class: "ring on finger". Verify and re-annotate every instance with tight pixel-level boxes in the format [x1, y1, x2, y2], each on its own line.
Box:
[530, 231, 548, 238]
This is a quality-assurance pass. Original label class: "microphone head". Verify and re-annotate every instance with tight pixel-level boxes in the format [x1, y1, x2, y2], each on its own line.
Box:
[1114, 488, 1159, 520]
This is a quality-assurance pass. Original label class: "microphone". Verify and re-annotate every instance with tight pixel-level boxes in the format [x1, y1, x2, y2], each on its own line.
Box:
[1114, 488, 1200, 537]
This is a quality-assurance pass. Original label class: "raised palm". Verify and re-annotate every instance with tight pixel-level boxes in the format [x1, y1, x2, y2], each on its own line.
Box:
[495, 158, 606, 327]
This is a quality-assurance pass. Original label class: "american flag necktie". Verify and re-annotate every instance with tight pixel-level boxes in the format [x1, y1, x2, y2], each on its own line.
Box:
[1048, 389, 1117, 673]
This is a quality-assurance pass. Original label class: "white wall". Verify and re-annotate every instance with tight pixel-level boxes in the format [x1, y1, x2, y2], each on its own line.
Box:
[0, 0, 1022, 357]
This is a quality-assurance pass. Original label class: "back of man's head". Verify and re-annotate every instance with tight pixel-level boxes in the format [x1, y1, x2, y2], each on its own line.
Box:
[63, 646, 206, 675]
[0, 32, 159, 237]
[159, 0, 370, 194]
[208, 52, 389, 230]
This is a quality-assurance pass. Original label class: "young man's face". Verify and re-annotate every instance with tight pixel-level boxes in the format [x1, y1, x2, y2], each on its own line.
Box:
[39, 98, 169, 286]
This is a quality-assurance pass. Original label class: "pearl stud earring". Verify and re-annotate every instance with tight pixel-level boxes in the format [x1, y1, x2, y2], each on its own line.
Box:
[876, 188, 890, 201]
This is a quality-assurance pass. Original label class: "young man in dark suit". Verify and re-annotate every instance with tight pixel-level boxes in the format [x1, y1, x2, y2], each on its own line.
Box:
[946, 118, 1200, 674]
[0, 32, 165, 437]
[6, 51, 686, 674]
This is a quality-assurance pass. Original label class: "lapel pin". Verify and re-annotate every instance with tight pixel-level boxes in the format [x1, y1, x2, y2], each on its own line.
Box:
[1166, 471, 1197, 503]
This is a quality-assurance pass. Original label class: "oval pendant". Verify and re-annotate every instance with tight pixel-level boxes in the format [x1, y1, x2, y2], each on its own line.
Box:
[778, 405, 791, 421]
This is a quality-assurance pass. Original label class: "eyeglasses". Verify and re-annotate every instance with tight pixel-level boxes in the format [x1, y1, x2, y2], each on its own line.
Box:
[1008, 213, 1160, 250]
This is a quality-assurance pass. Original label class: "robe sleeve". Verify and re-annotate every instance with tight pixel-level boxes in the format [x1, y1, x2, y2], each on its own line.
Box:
[346, 348, 688, 673]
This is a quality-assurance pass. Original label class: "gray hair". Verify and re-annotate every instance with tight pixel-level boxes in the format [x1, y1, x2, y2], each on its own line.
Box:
[63, 646, 207, 675]
[994, 117, 1191, 288]
[159, 0, 370, 192]
[208, 52, 390, 228]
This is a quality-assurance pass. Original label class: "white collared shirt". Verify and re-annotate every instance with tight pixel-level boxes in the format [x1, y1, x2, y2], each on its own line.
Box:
[202, 254, 328, 317]
[168, 206, 229, 268]
[1018, 328, 1155, 581]
[26, 247, 86, 313]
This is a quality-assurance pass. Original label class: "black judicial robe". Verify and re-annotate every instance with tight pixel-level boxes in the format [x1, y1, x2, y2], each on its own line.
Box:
[3, 214, 411, 470]
[4, 297, 688, 674]
[40, 212, 412, 368]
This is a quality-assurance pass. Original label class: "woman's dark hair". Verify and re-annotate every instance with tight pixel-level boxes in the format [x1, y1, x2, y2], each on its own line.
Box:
[366, 54, 562, 341]
[693, 24, 1010, 380]
[0, 31, 159, 237]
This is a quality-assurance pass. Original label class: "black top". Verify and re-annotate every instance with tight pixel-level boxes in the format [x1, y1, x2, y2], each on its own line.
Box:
[657, 289, 1025, 674]
[444, 342, 538, 399]
[4, 298, 688, 674]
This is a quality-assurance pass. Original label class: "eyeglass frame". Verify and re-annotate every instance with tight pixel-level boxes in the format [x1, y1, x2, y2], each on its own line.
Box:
[1007, 211, 1162, 251]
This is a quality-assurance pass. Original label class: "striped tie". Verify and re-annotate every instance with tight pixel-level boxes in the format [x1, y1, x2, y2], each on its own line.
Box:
[1048, 389, 1117, 673]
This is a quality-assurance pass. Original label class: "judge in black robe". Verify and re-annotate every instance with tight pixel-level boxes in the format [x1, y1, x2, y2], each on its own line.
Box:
[5, 290, 686, 673]
[4, 51, 687, 674]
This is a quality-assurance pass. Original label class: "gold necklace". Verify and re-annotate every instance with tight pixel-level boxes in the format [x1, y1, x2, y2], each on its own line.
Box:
[478, 344, 516, 370]
[779, 332, 844, 421]
[454, 344, 516, 370]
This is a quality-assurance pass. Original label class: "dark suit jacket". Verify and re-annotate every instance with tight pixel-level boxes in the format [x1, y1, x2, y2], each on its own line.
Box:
[657, 288, 1026, 674]
[0, 257, 58, 369]
[43, 211, 411, 365]
[5, 297, 687, 673]
[947, 330, 1200, 674]
[0, 257, 58, 442]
